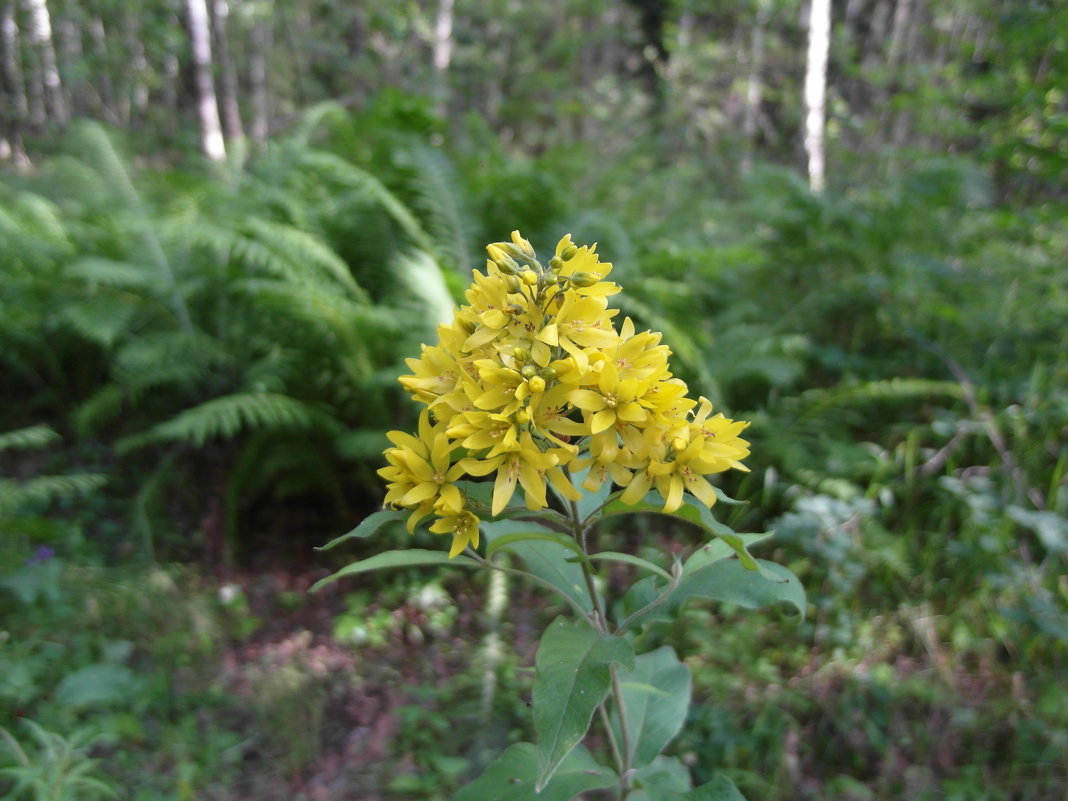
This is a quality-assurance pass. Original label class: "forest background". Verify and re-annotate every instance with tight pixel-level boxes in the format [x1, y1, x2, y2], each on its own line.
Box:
[0, 0, 1066, 799]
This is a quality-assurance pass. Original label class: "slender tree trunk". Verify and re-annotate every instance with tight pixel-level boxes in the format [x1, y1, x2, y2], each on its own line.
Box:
[249, 11, 269, 143]
[742, 0, 771, 174]
[161, 48, 179, 137]
[0, 0, 28, 163]
[22, 0, 67, 125]
[56, 0, 81, 116]
[87, 17, 116, 120]
[210, 0, 244, 141]
[124, 11, 150, 125]
[804, 0, 832, 193]
[431, 0, 454, 116]
[184, 0, 226, 160]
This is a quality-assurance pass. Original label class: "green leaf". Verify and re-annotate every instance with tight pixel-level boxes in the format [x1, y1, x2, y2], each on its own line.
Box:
[612, 647, 692, 767]
[486, 530, 587, 562]
[630, 756, 693, 800]
[316, 510, 408, 551]
[587, 551, 673, 582]
[534, 618, 634, 790]
[619, 558, 806, 629]
[682, 532, 773, 575]
[601, 492, 760, 569]
[482, 519, 595, 613]
[687, 775, 748, 801]
[310, 549, 477, 592]
[54, 664, 139, 710]
[675, 558, 805, 616]
[454, 743, 616, 801]
[633, 770, 746, 801]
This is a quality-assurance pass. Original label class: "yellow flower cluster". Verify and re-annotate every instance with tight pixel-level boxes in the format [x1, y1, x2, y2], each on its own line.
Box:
[378, 232, 751, 557]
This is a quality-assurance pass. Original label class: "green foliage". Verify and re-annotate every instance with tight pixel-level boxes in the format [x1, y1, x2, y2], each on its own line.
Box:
[0, 721, 117, 801]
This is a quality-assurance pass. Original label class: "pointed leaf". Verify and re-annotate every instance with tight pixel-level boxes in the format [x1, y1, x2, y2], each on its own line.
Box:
[310, 549, 477, 592]
[454, 743, 616, 801]
[611, 647, 692, 767]
[534, 618, 634, 790]
[316, 510, 408, 551]
[483, 520, 595, 612]
[587, 551, 673, 582]
[601, 492, 760, 569]
[675, 559, 805, 617]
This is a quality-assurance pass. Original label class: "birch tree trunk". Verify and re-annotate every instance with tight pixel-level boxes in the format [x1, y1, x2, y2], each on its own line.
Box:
[249, 11, 269, 143]
[742, 0, 771, 174]
[431, 0, 455, 116]
[125, 11, 150, 125]
[0, 0, 28, 162]
[211, 0, 244, 141]
[88, 17, 116, 121]
[23, 0, 67, 125]
[56, 0, 81, 116]
[185, 0, 226, 161]
[803, 0, 832, 193]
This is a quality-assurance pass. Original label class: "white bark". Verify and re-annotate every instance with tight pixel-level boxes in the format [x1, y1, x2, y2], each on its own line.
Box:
[742, 0, 771, 174]
[185, 0, 226, 160]
[249, 13, 269, 143]
[23, 0, 67, 124]
[432, 0, 454, 113]
[804, 0, 831, 193]
[0, 0, 28, 162]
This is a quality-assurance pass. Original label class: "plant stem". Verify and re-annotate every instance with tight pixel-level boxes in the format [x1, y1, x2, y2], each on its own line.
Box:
[568, 499, 633, 798]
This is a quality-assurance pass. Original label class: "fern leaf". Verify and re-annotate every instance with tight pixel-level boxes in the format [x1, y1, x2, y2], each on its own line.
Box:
[120, 392, 322, 450]
[393, 139, 476, 272]
[294, 150, 437, 254]
[242, 218, 368, 301]
[0, 473, 108, 514]
[0, 425, 60, 453]
[66, 258, 158, 289]
[58, 296, 140, 348]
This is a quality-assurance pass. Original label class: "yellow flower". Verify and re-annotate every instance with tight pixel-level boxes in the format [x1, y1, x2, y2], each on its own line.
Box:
[568, 361, 648, 434]
[379, 232, 751, 557]
[430, 510, 481, 558]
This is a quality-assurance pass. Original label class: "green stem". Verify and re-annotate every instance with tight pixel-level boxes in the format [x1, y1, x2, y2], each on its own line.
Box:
[567, 500, 633, 797]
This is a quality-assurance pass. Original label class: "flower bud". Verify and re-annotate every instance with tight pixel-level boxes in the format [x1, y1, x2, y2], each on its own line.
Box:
[561, 245, 578, 260]
[549, 257, 563, 271]
[520, 270, 539, 286]
[672, 437, 688, 452]
[527, 376, 546, 393]
[506, 275, 522, 292]
[538, 366, 556, 380]
[496, 256, 520, 275]
[513, 347, 531, 363]
[570, 272, 600, 288]
[521, 364, 538, 379]
[499, 242, 526, 258]
[516, 408, 532, 424]
[511, 230, 535, 258]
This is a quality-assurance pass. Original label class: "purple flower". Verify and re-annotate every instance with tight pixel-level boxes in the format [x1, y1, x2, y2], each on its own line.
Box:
[26, 545, 56, 565]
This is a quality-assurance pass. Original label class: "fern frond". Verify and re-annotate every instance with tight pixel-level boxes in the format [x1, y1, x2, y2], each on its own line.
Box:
[0, 425, 60, 453]
[241, 218, 368, 301]
[0, 473, 108, 514]
[66, 258, 157, 289]
[393, 140, 476, 272]
[114, 331, 231, 395]
[119, 392, 325, 450]
[294, 150, 437, 253]
[58, 296, 140, 348]
[73, 384, 125, 435]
